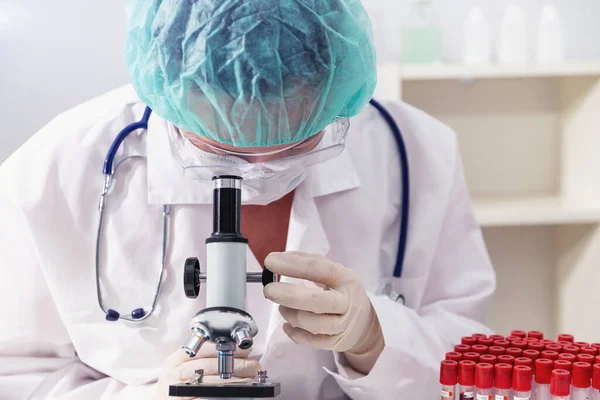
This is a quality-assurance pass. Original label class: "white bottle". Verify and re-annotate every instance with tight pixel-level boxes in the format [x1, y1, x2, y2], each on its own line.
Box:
[463, 6, 491, 65]
[498, 4, 529, 64]
[536, 4, 565, 64]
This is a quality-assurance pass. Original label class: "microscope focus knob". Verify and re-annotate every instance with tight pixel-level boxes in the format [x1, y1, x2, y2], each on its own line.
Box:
[184, 257, 201, 299]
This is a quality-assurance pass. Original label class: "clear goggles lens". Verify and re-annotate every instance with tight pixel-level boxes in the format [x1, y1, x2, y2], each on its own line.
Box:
[168, 118, 350, 180]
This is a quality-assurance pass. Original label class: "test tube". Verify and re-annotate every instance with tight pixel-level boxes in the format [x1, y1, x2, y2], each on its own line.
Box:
[528, 331, 544, 340]
[541, 351, 559, 361]
[592, 343, 600, 350]
[456, 344, 472, 354]
[523, 338, 539, 344]
[578, 353, 595, 364]
[498, 355, 516, 366]
[506, 348, 523, 358]
[545, 344, 563, 353]
[479, 338, 494, 347]
[574, 341, 590, 349]
[558, 341, 573, 347]
[522, 350, 541, 363]
[480, 354, 497, 366]
[440, 360, 458, 400]
[464, 352, 481, 363]
[512, 341, 529, 350]
[459, 360, 476, 400]
[515, 357, 533, 369]
[472, 334, 488, 340]
[571, 362, 591, 400]
[592, 364, 600, 400]
[528, 342, 545, 352]
[447, 352, 464, 362]
[511, 330, 527, 339]
[535, 359, 553, 400]
[475, 363, 494, 399]
[513, 365, 532, 400]
[490, 335, 505, 341]
[472, 345, 489, 355]
[557, 334, 574, 343]
[495, 340, 511, 349]
[489, 346, 506, 356]
[563, 346, 580, 356]
[550, 369, 571, 400]
[581, 347, 598, 356]
[596, 356, 600, 365]
[463, 337, 478, 346]
[507, 336, 522, 342]
[558, 353, 576, 363]
[553, 360, 572, 373]
[539, 339, 556, 346]
[494, 363, 513, 400]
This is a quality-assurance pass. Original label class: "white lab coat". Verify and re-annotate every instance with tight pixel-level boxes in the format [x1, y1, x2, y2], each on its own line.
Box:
[0, 85, 496, 400]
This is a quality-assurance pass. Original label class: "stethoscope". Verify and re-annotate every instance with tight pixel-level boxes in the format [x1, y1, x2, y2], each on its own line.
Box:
[96, 99, 410, 322]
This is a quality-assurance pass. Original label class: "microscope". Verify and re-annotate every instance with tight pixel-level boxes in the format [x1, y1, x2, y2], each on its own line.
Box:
[168, 176, 281, 398]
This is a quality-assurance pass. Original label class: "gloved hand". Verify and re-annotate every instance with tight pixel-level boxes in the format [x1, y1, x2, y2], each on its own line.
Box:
[263, 252, 385, 375]
[153, 342, 262, 400]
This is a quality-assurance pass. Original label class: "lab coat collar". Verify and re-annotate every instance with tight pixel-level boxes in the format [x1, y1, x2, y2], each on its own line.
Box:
[146, 114, 361, 205]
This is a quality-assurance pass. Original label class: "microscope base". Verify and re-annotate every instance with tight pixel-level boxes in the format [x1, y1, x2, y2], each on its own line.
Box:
[169, 382, 281, 398]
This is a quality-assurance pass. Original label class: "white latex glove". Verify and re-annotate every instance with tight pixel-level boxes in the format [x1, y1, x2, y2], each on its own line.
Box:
[263, 251, 385, 375]
[154, 342, 262, 400]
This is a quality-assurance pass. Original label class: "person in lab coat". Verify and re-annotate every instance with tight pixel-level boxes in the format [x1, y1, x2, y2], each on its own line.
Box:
[0, 0, 496, 399]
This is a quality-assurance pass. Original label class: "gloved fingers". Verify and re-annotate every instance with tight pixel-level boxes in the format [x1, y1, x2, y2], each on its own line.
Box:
[265, 252, 352, 288]
[177, 358, 262, 381]
[264, 282, 348, 314]
[165, 342, 253, 369]
[279, 305, 346, 335]
[282, 322, 342, 351]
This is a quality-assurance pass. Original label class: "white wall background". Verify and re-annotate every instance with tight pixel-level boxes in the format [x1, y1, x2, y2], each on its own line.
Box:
[1, 0, 599, 162]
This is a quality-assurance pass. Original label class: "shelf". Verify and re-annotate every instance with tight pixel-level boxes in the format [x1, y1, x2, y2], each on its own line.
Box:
[400, 61, 600, 81]
[473, 195, 600, 227]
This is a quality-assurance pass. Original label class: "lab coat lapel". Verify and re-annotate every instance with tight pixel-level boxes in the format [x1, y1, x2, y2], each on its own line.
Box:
[286, 184, 330, 255]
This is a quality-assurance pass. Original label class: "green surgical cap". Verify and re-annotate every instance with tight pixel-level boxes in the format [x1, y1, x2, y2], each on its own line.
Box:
[124, 0, 377, 147]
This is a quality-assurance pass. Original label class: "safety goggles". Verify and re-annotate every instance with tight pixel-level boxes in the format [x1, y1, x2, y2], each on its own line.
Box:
[167, 118, 350, 180]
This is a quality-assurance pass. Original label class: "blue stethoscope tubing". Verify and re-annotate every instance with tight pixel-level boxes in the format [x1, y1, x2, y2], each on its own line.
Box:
[98, 99, 409, 321]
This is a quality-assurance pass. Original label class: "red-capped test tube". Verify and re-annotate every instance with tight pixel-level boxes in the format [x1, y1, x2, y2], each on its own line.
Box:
[489, 346, 506, 356]
[513, 365, 533, 400]
[463, 337, 478, 346]
[490, 335, 505, 341]
[564, 346, 580, 356]
[528, 342, 545, 352]
[459, 360, 476, 400]
[506, 348, 523, 358]
[553, 360, 573, 373]
[550, 369, 571, 400]
[512, 341, 529, 350]
[464, 352, 481, 363]
[495, 340, 511, 349]
[535, 359, 553, 400]
[557, 334, 574, 343]
[558, 353, 577, 363]
[572, 362, 591, 400]
[498, 355, 515, 366]
[479, 338, 494, 347]
[494, 363, 512, 400]
[592, 364, 600, 400]
[480, 354, 497, 366]
[472, 333, 488, 340]
[447, 352, 463, 362]
[511, 330, 527, 339]
[456, 344, 471, 354]
[574, 342, 590, 348]
[541, 351, 559, 361]
[472, 345, 489, 355]
[475, 363, 494, 399]
[440, 360, 458, 400]
[581, 347, 599, 356]
[528, 331, 544, 340]
[577, 354, 595, 365]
